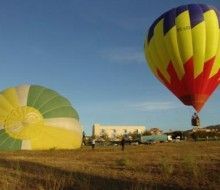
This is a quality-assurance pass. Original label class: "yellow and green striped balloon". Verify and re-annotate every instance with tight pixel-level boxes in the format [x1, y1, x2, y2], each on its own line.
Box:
[0, 84, 82, 150]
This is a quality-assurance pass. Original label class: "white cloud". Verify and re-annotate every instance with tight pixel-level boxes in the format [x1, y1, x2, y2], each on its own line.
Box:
[99, 47, 144, 64]
[130, 101, 182, 111]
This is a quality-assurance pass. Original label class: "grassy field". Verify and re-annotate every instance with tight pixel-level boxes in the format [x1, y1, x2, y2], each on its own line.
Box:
[0, 141, 219, 190]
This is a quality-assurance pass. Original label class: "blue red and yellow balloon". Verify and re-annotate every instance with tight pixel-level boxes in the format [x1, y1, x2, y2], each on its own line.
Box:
[144, 4, 220, 112]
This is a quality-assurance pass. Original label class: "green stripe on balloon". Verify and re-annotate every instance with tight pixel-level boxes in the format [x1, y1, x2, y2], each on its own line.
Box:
[42, 106, 79, 119]
[0, 130, 22, 150]
[27, 85, 79, 120]
[31, 88, 59, 109]
[27, 85, 47, 107]
[39, 96, 71, 114]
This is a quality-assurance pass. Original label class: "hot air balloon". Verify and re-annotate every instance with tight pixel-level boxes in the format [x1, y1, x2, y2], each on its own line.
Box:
[0, 84, 82, 150]
[144, 4, 220, 112]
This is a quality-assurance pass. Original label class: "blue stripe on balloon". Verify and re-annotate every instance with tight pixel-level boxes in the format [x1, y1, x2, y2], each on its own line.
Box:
[164, 8, 176, 35]
[147, 13, 165, 43]
[199, 4, 210, 13]
[188, 4, 204, 28]
[147, 4, 220, 42]
[176, 5, 188, 16]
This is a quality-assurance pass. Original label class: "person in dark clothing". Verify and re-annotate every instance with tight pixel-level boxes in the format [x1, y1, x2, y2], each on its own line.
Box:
[82, 131, 86, 146]
[121, 137, 125, 151]
[91, 138, 96, 150]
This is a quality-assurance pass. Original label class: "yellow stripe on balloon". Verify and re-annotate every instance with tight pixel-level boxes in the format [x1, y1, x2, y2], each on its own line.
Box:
[204, 10, 219, 62]
[0, 113, 8, 128]
[164, 26, 185, 80]
[9, 124, 39, 140]
[146, 22, 171, 82]
[0, 107, 9, 119]
[153, 19, 170, 82]
[176, 10, 193, 64]
[145, 41, 160, 79]
[191, 21, 206, 78]
[210, 27, 220, 77]
[1, 88, 20, 108]
[0, 94, 14, 114]
[30, 126, 82, 149]
[44, 118, 82, 133]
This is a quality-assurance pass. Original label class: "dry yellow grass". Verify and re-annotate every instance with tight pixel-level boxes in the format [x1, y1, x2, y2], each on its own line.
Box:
[0, 141, 219, 190]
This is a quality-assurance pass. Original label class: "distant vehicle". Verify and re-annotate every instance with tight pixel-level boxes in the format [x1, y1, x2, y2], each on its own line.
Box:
[173, 136, 181, 143]
[167, 135, 172, 141]
[140, 135, 168, 144]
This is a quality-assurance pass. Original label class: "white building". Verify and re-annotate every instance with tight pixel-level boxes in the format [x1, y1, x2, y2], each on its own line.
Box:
[92, 123, 145, 139]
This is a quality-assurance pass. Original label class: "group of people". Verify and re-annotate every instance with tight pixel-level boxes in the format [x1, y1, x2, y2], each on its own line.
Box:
[86, 112, 200, 150]
[90, 137, 126, 151]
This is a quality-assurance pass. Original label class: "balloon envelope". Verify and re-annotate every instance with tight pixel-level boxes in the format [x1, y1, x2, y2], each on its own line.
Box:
[0, 84, 82, 150]
[144, 4, 220, 112]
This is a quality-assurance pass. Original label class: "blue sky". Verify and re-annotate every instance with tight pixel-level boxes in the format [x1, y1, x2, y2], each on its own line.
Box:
[0, 0, 219, 134]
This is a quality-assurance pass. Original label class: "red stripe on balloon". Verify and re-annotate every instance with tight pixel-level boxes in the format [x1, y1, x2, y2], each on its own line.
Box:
[156, 56, 219, 112]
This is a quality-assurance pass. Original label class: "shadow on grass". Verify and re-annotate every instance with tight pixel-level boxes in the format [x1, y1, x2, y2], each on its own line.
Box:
[0, 158, 183, 190]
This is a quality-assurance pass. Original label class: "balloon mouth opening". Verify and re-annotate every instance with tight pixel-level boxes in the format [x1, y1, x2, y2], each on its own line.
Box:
[4, 106, 43, 139]
[179, 94, 209, 112]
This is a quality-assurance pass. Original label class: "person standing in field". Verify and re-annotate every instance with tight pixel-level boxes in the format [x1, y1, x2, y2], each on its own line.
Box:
[82, 131, 86, 146]
[91, 138, 96, 150]
[121, 137, 125, 151]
